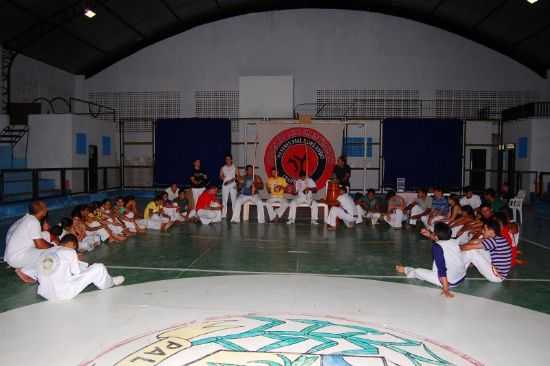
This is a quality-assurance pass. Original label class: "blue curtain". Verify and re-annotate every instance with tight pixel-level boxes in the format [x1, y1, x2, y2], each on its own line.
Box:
[382, 118, 463, 190]
[154, 118, 231, 187]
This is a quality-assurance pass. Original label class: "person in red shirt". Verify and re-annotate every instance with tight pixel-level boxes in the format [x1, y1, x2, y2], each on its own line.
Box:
[494, 212, 525, 267]
[196, 185, 222, 225]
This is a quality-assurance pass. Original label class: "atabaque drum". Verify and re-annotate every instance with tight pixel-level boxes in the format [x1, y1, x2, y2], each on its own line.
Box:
[326, 179, 340, 204]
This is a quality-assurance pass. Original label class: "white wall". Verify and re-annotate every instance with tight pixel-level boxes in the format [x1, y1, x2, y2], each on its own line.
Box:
[84, 9, 549, 116]
[464, 120, 499, 188]
[10, 54, 75, 107]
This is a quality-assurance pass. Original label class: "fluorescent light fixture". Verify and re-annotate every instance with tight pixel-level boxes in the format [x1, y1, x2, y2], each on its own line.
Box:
[84, 8, 96, 18]
[527, 0, 538, 4]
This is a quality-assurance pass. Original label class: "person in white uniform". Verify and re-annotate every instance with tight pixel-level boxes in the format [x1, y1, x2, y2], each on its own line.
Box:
[266, 167, 289, 222]
[27, 234, 124, 301]
[287, 171, 319, 225]
[231, 165, 265, 223]
[189, 159, 209, 218]
[196, 186, 223, 224]
[4, 201, 51, 282]
[384, 191, 406, 228]
[404, 188, 432, 226]
[396, 222, 466, 298]
[459, 186, 482, 210]
[165, 184, 180, 202]
[327, 186, 362, 230]
[219, 154, 239, 219]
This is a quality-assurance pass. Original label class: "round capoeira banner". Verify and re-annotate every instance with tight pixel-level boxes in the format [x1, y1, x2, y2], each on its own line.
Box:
[264, 127, 337, 189]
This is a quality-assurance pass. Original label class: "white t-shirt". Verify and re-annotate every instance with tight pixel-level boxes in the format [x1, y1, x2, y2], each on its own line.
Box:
[36, 246, 82, 301]
[338, 194, 357, 216]
[4, 214, 42, 266]
[459, 194, 481, 209]
[295, 178, 317, 202]
[221, 165, 237, 186]
[165, 187, 179, 201]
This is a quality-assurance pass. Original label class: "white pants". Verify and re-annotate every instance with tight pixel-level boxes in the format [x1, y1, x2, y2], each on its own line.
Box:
[222, 184, 237, 218]
[79, 235, 101, 252]
[327, 207, 358, 227]
[266, 197, 289, 221]
[38, 263, 114, 301]
[198, 209, 222, 224]
[231, 195, 265, 223]
[288, 199, 318, 222]
[107, 223, 124, 235]
[385, 209, 404, 228]
[408, 205, 428, 225]
[366, 212, 382, 225]
[462, 249, 503, 283]
[6, 247, 43, 270]
[404, 266, 442, 287]
[146, 215, 170, 230]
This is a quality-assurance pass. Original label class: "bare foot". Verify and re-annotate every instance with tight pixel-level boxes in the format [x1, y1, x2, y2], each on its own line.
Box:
[15, 269, 36, 284]
[441, 290, 455, 299]
[395, 264, 406, 274]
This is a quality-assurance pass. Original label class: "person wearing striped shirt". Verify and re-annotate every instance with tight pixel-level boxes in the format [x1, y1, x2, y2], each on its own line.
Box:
[460, 219, 512, 282]
[396, 222, 465, 298]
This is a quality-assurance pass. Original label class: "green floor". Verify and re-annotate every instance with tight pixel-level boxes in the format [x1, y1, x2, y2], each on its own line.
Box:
[1, 210, 550, 314]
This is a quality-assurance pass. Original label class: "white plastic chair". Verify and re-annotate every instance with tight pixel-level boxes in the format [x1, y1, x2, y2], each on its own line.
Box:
[508, 197, 524, 224]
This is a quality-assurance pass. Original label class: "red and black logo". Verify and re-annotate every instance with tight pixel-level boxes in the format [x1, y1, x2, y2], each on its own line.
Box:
[264, 127, 336, 188]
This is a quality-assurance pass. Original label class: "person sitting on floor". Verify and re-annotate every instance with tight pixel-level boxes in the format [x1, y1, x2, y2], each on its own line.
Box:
[266, 167, 289, 223]
[4, 201, 51, 283]
[460, 219, 512, 283]
[484, 188, 506, 213]
[327, 185, 362, 230]
[384, 191, 405, 228]
[144, 194, 174, 231]
[404, 188, 432, 226]
[479, 202, 494, 220]
[231, 165, 265, 224]
[460, 186, 482, 210]
[450, 205, 483, 244]
[27, 234, 125, 301]
[362, 189, 383, 225]
[123, 196, 147, 232]
[494, 211, 525, 267]
[165, 183, 180, 202]
[446, 196, 463, 224]
[114, 197, 146, 234]
[161, 191, 186, 222]
[287, 171, 319, 225]
[100, 199, 131, 238]
[396, 222, 466, 298]
[196, 185, 223, 225]
[421, 187, 449, 230]
[83, 204, 123, 243]
[70, 208, 102, 252]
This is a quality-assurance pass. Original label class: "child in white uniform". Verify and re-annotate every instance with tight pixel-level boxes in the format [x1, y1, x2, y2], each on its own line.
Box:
[287, 171, 319, 224]
[231, 165, 265, 224]
[396, 222, 466, 298]
[327, 186, 362, 229]
[28, 234, 124, 301]
[220, 155, 239, 219]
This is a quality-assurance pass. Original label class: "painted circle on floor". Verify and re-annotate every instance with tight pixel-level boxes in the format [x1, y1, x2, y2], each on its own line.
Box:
[84, 315, 483, 366]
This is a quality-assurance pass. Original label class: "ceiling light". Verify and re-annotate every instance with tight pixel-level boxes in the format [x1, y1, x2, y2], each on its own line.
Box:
[527, 0, 539, 4]
[84, 8, 96, 18]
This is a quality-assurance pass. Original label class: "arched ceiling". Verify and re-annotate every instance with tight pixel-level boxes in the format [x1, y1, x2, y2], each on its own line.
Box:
[1, 0, 549, 77]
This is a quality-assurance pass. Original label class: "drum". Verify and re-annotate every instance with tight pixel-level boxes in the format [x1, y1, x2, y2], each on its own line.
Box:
[326, 180, 340, 204]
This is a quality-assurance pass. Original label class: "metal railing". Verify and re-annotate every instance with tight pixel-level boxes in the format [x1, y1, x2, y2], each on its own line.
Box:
[0, 166, 121, 203]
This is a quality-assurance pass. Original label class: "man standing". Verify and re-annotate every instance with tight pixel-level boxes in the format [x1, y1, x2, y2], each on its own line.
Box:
[332, 156, 351, 191]
[196, 185, 223, 225]
[327, 186, 361, 230]
[189, 159, 208, 217]
[4, 201, 51, 282]
[219, 154, 239, 219]
[231, 165, 265, 223]
[266, 167, 289, 223]
[287, 171, 319, 225]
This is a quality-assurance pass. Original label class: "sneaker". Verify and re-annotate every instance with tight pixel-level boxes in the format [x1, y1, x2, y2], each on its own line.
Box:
[311, 220, 319, 225]
[113, 276, 125, 286]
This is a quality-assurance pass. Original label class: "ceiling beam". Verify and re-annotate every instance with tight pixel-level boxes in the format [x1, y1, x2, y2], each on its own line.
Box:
[513, 21, 550, 47]
[430, 0, 447, 15]
[472, 0, 508, 30]
[159, 0, 183, 22]
[5, 0, 107, 55]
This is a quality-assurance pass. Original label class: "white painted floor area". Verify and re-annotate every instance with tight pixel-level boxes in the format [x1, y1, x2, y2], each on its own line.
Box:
[0, 275, 548, 366]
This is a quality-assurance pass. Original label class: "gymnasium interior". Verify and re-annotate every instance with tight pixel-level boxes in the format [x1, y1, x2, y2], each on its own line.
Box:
[1, 1, 550, 365]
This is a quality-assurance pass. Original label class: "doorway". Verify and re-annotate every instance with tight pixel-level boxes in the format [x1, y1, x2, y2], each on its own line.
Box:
[469, 149, 486, 190]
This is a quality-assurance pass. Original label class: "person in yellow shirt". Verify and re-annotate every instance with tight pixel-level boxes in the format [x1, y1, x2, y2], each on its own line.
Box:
[266, 167, 289, 223]
[144, 194, 174, 231]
